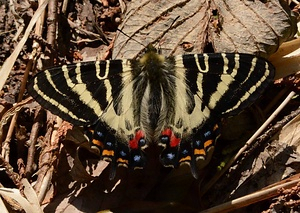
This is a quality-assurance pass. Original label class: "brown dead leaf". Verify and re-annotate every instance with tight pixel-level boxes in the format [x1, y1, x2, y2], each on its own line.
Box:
[113, 0, 296, 59]
[279, 113, 300, 153]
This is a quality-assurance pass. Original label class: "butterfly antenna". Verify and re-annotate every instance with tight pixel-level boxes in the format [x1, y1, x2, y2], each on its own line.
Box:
[117, 28, 146, 48]
[169, 16, 180, 30]
[156, 16, 180, 51]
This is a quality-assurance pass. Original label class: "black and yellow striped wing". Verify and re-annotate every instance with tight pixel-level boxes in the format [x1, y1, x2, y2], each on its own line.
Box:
[28, 49, 275, 179]
[159, 53, 274, 177]
[28, 60, 129, 126]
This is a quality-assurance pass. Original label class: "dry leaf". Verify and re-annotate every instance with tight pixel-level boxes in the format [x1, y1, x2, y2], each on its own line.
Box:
[113, 0, 296, 59]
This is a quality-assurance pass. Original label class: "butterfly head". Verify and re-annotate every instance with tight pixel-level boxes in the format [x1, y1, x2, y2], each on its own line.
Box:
[139, 44, 165, 66]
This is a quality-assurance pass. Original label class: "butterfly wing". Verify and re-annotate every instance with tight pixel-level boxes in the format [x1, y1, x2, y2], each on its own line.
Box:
[28, 60, 147, 178]
[28, 60, 126, 125]
[28, 52, 275, 179]
[159, 53, 275, 177]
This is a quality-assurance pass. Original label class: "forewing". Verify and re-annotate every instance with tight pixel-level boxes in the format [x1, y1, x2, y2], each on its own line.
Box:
[28, 60, 127, 126]
[177, 53, 275, 127]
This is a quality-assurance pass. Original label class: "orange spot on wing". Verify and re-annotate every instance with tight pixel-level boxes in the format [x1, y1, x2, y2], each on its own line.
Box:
[117, 158, 129, 165]
[179, 156, 192, 163]
[204, 139, 213, 149]
[92, 139, 104, 149]
[102, 150, 114, 157]
[194, 149, 206, 156]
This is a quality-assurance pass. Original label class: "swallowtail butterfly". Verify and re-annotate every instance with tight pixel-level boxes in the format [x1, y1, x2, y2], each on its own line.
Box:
[28, 46, 275, 179]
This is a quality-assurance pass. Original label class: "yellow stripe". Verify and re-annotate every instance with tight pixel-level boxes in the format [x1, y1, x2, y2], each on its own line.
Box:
[224, 57, 269, 114]
[195, 54, 209, 72]
[208, 54, 237, 109]
[63, 64, 103, 116]
[33, 76, 87, 123]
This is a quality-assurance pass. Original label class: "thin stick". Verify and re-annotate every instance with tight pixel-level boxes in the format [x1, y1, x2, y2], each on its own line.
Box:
[200, 174, 300, 213]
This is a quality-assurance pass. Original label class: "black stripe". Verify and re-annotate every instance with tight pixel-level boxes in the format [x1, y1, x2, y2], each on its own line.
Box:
[99, 61, 107, 77]
[182, 54, 198, 95]
[29, 67, 97, 125]
[182, 55, 197, 113]
[213, 54, 274, 116]
[50, 65, 99, 124]
[108, 60, 124, 115]
[201, 54, 223, 111]
[80, 62, 109, 111]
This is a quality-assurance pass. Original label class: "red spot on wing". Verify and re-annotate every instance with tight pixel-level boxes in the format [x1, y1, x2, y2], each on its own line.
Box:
[129, 130, 145, 150]
[161, 128, 181, 148]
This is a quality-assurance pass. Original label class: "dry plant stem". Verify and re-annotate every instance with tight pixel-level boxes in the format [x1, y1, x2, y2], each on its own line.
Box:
[25, 106, 44, 179]
[33, 0, 59, 203]
[33, 113, 55, 194]
[200, 90, 297, 197]
[201, 174, 300, 213]
[38, 166, 54, 203]
[0, 197, 8, 213]
[2, 52, 35, 161]
[36, 0, 47, 36]
[0, 98, 33, 150]
[45, 0, 58, 67]
[34, 112, 60, 203]
[47, 0, 57, 43]
[62, 0, 69, 14]
[68, 19, 104, 40]
[23, 0, 46, 180]
[293, 0, 300, 4]
[244, 106, 300, 158]
[27, 0, 59, 201]
[0, 184, 23, 212]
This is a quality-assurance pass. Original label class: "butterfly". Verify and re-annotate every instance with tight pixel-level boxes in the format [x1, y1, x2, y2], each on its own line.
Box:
[27, 45, 275, 179]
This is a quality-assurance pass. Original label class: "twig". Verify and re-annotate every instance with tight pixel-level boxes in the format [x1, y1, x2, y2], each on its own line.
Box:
[67, 18, 105, 41]
[62, 0, 69, 14]
[44, 0, 58, 67]
[200, 174, 300, 213]
[25, 106, 44, 179]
